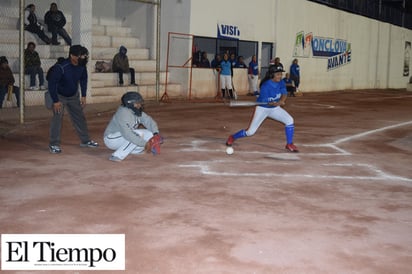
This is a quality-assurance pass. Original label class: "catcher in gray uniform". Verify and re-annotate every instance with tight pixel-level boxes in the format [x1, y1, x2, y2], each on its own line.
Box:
[103, 91, 163, 162]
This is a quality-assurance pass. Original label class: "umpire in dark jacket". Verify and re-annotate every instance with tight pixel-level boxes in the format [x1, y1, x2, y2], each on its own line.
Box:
[47, 45, 98, 154]
[44, 3, 72, 45]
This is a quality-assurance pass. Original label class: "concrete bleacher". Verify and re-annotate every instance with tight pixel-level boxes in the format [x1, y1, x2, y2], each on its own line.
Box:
[0, 6, 181, 108]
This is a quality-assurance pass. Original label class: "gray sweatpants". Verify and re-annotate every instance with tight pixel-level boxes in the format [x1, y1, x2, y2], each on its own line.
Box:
[49, 92, 90, 146]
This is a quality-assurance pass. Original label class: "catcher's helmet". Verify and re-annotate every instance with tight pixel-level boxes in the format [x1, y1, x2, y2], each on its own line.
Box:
[121, 91, 144, 107]
[121, 91, 144, 116]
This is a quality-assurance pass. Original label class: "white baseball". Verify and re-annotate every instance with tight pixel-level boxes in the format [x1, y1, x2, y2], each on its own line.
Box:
[226, 146, 234, 155]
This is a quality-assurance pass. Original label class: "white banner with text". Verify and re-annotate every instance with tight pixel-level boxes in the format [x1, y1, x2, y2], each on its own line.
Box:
[1, 234, 125, 270]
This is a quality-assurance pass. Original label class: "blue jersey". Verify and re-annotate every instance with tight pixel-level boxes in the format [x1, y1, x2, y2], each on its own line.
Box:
[290, 63, 300, 77]
[220, 60, 232, 76]
[283, 77, 293, 85]
[256, 79, 287, 108]
[248, 61, 259, 76]
[230, 59, 237, 68]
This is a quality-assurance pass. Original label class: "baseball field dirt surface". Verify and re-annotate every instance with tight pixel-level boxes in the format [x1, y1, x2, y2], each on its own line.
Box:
[1, 89, 412, 273]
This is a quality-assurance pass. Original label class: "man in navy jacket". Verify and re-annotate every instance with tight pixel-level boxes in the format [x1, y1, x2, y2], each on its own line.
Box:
[47, 45, 98, 154]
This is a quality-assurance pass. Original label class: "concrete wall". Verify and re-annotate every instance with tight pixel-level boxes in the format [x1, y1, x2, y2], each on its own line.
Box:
[3, 0, 411, 96]
[272, 0, 412, 91]
[162, 0, 412, 93]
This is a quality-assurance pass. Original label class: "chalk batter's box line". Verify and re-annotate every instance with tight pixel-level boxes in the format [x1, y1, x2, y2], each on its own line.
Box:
[179, 141, 350, 156]
[179, 161, 412, 183]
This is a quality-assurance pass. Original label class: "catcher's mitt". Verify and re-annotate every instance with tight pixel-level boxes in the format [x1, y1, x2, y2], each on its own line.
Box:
[147, 134, 163, 155]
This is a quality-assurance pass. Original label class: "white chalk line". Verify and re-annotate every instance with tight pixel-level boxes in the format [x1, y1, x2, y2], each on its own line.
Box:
[179, 162, 412, 182]
[176, 121, 412, 182]
[334, 120, 412, 144]
[312, 103, 336, 109]
[180, 140, 350, 156]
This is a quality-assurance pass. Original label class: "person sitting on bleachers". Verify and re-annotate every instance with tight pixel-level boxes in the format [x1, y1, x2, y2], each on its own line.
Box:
[112, 46, 137, 86]
[0, 56, 20, 108]
[24, 4, 51, 45]
[24, 42, 46, 90]
[44, 3, 72, 46]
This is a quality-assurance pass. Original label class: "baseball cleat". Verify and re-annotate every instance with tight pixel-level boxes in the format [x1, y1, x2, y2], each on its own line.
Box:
[80, 140, 99, 148]
[285, 143, 299, 152]
[226, 135, 234, 146]
[49, 145, 62, 154]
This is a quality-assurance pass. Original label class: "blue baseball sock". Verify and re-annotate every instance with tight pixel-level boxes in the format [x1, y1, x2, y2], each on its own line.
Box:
[285, 124, 294, 144]
[232, 129, 247, 140]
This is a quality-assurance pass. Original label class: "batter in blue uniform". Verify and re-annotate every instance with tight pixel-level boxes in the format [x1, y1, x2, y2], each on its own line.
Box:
[226, 65, 299, 152]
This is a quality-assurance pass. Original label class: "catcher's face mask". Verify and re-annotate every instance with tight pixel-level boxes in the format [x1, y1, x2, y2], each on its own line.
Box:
[130, 102, 144, 117]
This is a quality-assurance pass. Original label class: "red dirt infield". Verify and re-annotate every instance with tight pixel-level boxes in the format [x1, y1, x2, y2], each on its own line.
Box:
[1, 89, 412, 273]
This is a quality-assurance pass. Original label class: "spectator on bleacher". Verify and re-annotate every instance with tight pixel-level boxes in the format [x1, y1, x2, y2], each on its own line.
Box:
[24, 4, 51, 45]
[112, 46, 137, 86]
[0, 56, 20, 108]
[44, 3, 72, 46]
[24, 42, 46, 91]
[198, 51, 210, 68]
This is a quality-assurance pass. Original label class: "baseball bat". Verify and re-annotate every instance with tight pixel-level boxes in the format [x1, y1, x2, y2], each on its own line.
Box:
[229, 100, 268, 107]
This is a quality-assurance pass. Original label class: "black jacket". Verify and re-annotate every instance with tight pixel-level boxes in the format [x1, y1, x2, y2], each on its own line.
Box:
[44, 10, 66, 29]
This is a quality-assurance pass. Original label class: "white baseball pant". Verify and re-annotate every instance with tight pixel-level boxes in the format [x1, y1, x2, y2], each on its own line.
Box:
[246, 106, 294, 136]
[104, 129, 153, 160]
[220, 75, 232, 90]
[248, 74, 258, 93]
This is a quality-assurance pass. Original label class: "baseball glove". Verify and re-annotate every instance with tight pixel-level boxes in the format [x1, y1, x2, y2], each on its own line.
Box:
[146, 134, 163, 155]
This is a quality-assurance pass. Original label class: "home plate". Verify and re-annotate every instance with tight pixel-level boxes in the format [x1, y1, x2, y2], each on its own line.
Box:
[265, 153, 300, 161]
